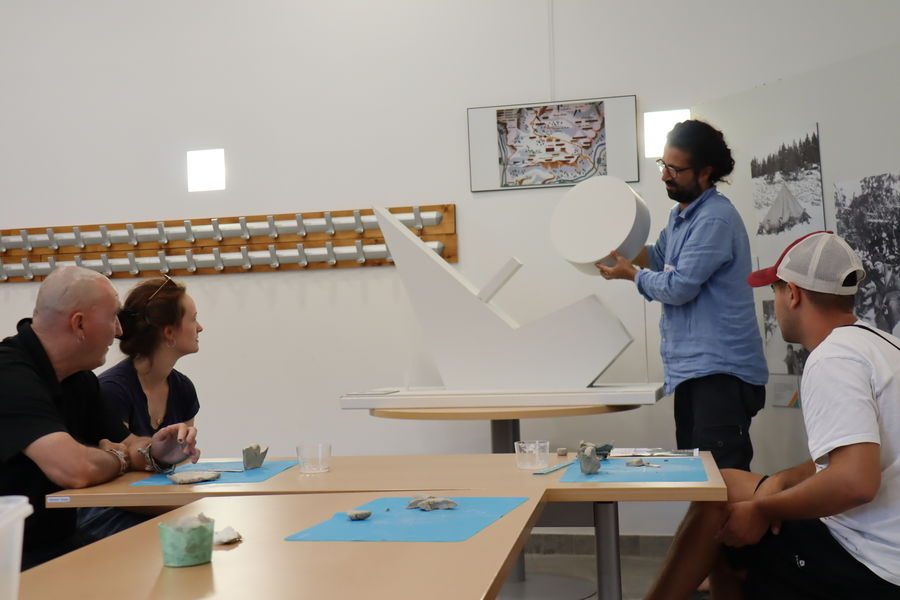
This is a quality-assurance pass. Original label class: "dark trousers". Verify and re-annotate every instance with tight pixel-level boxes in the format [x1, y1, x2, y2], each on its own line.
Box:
[674, 373, 765, 470]
[727, 519, 900, 599]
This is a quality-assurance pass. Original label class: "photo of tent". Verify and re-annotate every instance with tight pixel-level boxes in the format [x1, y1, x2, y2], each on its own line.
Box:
[757, 183, 811, 235]
[750, 123, 827, 266]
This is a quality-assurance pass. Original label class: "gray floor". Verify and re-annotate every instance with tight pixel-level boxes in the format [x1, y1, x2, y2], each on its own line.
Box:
[499, 534, 672, 600]
[520, 553, 665, 600]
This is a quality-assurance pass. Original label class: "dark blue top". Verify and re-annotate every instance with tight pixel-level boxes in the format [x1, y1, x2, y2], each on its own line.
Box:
[634, 187, 768, 393]
[99, 359, 200, 437]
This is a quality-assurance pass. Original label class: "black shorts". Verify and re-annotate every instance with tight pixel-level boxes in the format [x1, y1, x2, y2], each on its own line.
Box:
[725, 518, 900, 599]
[674, 373, 765, 470]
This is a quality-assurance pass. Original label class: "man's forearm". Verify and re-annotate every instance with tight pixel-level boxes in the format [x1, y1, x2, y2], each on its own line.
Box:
[756, 463, 869, 522]
[81, 446, 123, 486]
[769, 459, 816, 491]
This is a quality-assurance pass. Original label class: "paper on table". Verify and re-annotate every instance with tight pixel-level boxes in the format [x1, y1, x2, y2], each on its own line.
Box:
[609, 448, 699, 457]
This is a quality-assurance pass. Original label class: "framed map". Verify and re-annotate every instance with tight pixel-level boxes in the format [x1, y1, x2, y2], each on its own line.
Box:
[468, 95, 639, 192]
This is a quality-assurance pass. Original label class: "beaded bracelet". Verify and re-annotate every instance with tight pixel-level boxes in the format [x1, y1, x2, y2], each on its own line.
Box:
[137, 443, 176, 474]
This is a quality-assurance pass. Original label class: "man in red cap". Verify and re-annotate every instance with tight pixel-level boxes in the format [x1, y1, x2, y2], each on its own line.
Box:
[645, 231, 900, 599]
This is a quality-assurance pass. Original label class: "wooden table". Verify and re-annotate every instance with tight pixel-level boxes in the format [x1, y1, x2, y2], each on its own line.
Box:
[371, 405, 638, 453]
[45, 453, 725, 600]
[22, 490, 545, 600]
[46, 454, 550, 509]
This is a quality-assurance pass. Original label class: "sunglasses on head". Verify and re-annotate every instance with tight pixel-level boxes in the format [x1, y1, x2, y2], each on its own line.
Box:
[147, 274, 175, 302]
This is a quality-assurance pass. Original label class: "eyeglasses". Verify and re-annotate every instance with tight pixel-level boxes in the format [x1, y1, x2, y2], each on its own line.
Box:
[656, 159, 693, 177]
[147, 274, 175, 301]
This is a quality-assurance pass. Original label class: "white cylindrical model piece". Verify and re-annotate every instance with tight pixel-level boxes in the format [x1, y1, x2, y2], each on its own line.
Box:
[550, 176, 651, 276]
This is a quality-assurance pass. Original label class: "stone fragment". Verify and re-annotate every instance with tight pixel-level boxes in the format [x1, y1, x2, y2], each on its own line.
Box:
[167, 470, 222, 485]
[406, 496, 458, 511]
[242, 444, 269, 470]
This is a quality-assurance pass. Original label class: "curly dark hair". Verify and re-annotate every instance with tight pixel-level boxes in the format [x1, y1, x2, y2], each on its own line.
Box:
[666, 120, 735, 184]
[117, 277, 187, 359]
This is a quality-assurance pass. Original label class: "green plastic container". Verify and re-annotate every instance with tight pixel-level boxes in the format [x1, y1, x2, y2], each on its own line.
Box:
[158, 516, 214, 567]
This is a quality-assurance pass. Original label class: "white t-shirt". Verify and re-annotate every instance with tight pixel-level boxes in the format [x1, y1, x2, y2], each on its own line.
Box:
[801, 320, 900, 585]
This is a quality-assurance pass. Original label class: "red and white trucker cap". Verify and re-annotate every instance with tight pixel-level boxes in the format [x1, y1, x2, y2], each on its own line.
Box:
[747, 231, 866, 295]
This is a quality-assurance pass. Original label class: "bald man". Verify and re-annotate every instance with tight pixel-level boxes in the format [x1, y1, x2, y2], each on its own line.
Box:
[0, 267, 201, 569]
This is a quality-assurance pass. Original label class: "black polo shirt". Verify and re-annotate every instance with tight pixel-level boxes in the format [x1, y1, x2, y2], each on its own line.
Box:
[0, 319, 128, 553]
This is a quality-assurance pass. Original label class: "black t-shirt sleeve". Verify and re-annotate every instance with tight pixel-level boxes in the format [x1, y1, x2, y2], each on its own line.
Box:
[77, 374, 129, 444]
[0, 366, 67, 462]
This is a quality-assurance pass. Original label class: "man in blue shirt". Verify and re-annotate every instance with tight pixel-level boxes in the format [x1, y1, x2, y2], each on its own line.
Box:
[598, 120, 768, 470]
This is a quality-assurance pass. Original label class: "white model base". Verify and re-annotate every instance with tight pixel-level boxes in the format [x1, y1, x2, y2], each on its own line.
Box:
[340, 384, 664, 410]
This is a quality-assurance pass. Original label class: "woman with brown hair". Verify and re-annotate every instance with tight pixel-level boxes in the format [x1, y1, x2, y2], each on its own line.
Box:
[77, 275, 204, 541]
[100, 275, 203, 436]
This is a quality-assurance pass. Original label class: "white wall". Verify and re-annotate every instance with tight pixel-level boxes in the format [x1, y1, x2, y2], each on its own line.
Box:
[2, 0, 899, 534]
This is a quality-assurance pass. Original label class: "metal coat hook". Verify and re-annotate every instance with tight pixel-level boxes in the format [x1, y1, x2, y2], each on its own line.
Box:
[412, 206, 424, 231]
[73, 227, 86, 249]
[212, 248, 225, 271]
[267, 244, 280, 268]
[210, 218, 224, 242]
[156, 223, 169, 245]
[100, 254, 113, 277]
[354, 240, 366, 264]
[184, 250, 197, 272]
[323, 212, 336, 236]
[0, 260, 7, 281]
[98, 225, 111, 248]
[352, 210, 365, 234]
[47, 256, 57, 271]
[240, 246, 252, 270]
[294, 214, 307, 238]
[0, 239, 6, 254]
[46, 228, 59, 251]
[266, 216, 279, 239]
[74, 255, 84, 268]
[296, 243, 308, 267]
[127, 253, 139, 275]
[21, 258, 34, 280]
[20, 230, 33, 252]
[125, 224, 138, 246]
[157, 251, 170, 274]
[325, 241, 337, 266]
[238, 217, 251, 241]
[183, 220, 195, 244]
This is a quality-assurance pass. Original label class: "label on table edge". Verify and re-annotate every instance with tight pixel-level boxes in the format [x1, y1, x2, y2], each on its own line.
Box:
[47, 496, 70, 503]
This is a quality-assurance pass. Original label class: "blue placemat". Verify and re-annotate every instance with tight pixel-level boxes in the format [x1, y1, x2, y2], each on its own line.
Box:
[560, 457, 707, 483]
[286, 496, 529, 542]
[132, 460, 296, 486]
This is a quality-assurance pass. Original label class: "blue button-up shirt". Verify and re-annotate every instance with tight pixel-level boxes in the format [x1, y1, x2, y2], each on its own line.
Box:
[635, 186, 768, 394]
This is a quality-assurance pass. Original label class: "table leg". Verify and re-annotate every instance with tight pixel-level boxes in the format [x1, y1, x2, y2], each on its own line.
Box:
[594, 501, 622, 600]
[490, 419, 521, 453]
[490, 419, 526, 581]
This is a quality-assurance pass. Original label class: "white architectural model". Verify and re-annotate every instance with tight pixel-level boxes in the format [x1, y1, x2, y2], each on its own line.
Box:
[341, 176, 663, 409]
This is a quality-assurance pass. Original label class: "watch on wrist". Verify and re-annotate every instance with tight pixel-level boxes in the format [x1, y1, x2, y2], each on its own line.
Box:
[138, 443, 176, 474]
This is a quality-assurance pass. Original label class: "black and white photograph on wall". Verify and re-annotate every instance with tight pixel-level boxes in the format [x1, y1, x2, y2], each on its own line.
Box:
[751, 124, 827, 267]
[762, 299, 810, 376]
[835, 171, 900, 336]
